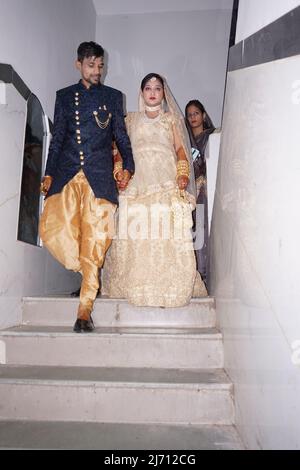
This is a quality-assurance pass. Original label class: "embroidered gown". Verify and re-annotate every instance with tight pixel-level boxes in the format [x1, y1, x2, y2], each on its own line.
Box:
[102, 111, 207, 307]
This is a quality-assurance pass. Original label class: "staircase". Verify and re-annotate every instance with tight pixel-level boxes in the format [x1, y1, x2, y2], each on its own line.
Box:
[0, 297, 243, 449]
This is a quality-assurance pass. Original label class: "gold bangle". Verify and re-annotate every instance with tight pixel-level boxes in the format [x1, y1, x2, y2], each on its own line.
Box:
[177, 161, 189, 170]
[113, 161, 123, 180]
[177, 160, 190, 178]
[177, 174, 190, 181]
[40, 176, 53, 195]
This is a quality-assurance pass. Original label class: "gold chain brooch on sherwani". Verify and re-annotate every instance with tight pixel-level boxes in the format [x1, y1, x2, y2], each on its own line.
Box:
[93, 105, 112, 129]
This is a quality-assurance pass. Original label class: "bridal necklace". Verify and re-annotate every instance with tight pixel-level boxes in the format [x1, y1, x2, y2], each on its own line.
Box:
[145, 104, 162, 112]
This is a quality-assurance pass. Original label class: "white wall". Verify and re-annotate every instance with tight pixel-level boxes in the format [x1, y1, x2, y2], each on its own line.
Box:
[0, 85, 78, 330]
[0, 0, 97, 119]
[96, 9, 232, 126]
[236, 0, 300, 43]
[210, 2, 300, 449]
[206, 132, 221, 234]
[0, 1, 97, 329]
[93, 0, 233, 15]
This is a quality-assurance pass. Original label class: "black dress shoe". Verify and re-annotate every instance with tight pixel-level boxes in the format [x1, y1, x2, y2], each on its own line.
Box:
[73, 318, 94, 333]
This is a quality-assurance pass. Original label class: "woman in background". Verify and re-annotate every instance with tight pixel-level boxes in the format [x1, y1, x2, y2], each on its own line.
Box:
[185, 100, 215, 288]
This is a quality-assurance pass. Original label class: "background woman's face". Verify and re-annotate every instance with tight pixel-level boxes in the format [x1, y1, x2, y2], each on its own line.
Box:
[187, 105, 204, 129]
[142, 79, 164, 107]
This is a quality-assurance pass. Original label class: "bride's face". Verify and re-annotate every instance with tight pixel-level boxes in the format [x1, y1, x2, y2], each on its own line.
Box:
[142, 79, 164, 107]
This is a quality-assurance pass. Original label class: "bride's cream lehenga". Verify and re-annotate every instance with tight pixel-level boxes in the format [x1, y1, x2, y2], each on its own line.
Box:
[102, 110, 207, 307]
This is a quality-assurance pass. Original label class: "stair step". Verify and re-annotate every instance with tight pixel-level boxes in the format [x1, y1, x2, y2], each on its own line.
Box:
[22, 297, 216, 328]
[0, 295, 238, 435]
[0, 326, 224, 369]
[0, 421, 243, 450]
[0, 366, 234, 425]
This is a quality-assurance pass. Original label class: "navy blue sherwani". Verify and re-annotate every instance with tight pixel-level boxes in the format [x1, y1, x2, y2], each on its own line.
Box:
[45, 81, 134, 205]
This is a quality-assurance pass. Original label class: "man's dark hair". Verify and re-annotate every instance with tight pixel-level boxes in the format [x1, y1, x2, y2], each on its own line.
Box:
[77, 42, 104, 62]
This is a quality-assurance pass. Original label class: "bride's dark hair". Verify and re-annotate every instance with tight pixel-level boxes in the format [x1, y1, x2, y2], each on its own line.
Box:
[141, 73, 164, 91]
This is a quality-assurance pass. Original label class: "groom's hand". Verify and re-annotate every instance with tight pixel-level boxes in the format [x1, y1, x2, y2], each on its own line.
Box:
[117, 170, 131, 191]
[40, 175, 53, 196]
[115, 169, 124, 182]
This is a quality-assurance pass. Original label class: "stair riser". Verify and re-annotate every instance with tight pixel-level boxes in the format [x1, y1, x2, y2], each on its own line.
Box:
[22, 300, 216, 328]
[0, 383, 234, 425]
[1, 336, 224, 369]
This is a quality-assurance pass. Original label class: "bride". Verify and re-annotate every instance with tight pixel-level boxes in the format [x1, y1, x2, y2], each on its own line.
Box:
[102, 73, 207, 307]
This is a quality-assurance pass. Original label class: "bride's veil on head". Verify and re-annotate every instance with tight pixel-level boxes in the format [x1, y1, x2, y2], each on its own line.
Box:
[138, 74, 196, 207]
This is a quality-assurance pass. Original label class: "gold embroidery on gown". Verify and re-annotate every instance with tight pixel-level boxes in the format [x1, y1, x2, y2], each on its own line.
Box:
[102, 112, 207, 306]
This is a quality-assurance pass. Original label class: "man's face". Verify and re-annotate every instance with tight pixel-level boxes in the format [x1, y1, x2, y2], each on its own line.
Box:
[76, 56, 104, 88]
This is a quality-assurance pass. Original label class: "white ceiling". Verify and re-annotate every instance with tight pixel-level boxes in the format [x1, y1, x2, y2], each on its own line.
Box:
[92, 0, 233, 16]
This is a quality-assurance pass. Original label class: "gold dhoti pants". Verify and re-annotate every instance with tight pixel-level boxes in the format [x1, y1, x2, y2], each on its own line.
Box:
[39, 170, 116, 320]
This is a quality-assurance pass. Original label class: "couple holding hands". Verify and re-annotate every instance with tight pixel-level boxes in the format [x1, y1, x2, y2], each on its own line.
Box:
[40, 41, 207, 333]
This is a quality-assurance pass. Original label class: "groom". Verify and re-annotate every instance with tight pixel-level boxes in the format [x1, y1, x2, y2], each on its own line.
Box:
[40, 41, 134, 332]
